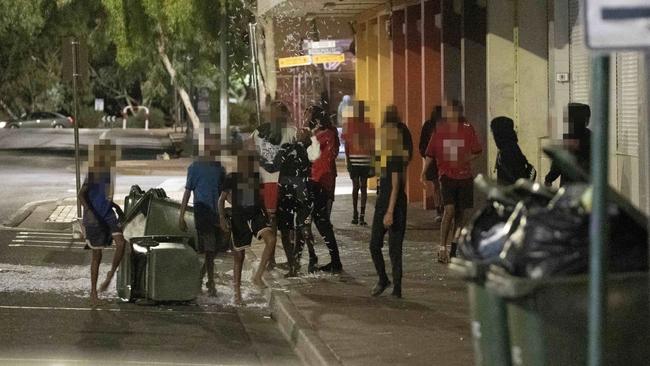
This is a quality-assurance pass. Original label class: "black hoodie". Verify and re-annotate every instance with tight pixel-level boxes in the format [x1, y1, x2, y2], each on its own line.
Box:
[491, 116, 531, 185]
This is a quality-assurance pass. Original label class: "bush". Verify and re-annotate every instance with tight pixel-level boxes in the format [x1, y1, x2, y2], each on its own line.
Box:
[77, 106, 103, 128]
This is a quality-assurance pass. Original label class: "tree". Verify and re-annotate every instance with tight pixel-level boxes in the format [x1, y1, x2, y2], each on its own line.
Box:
[101, 0, 255, 130]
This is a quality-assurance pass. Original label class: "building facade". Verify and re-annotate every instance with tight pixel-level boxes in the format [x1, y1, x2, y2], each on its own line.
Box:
[257, 0, 649, 213]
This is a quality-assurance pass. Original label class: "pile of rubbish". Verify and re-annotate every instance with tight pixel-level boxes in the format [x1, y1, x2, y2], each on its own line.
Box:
[458, 148, 648, 279]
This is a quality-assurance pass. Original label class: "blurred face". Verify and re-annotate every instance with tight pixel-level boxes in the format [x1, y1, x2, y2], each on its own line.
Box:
[89, 140, 119, 173]
[198, 127, 221, 160]
[443, 101, 460, 121]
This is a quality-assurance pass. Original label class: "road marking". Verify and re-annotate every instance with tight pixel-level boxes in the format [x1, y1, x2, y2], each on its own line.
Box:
[0, 358, 229, 366]
[8, 244, 91, 250]
[0, 305, 232, 316]
[18, 231, 71, 236]
[13, 239, 82, 244]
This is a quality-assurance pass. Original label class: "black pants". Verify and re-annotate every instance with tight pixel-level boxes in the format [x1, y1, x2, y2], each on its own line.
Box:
[310, 181, 341, 265]
[369, 194, 407, 289]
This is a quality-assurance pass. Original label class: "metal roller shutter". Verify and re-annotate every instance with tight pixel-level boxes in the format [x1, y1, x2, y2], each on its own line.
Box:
[616, 53, 640, 156]
[569, 0, 590, 104]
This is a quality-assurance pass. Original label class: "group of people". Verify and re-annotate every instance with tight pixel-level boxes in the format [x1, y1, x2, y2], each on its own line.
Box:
[79, 95, 591, 306]
[419, 100, 592, 264]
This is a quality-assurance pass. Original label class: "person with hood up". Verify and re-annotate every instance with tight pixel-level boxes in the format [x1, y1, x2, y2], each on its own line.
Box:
[490, 116, 535, 185]
[544, 103, 591, 186]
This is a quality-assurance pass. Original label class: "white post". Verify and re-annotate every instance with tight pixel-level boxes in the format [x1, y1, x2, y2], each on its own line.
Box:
[122, 106, 129, 129]
[143, 106, 150, 130]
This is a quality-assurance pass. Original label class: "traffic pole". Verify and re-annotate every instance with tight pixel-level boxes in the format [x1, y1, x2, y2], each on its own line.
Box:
[587, 54, 609, 366]
[219, 0, 229, 140]
[71, 39, 82, 219]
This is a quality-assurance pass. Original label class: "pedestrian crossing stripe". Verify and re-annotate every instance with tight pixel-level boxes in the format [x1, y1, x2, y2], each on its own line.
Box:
[8, 230, 98, 250]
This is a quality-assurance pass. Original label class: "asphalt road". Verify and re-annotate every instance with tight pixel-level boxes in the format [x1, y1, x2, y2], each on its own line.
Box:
[0, 128, 174, 153]
[0, 149, 300, 366]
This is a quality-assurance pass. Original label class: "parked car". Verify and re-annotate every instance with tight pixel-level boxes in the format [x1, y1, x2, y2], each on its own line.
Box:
[0, 112, 74, 129]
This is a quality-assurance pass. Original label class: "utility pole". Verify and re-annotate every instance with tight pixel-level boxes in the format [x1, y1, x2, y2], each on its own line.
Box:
[220, 0, 229, 139]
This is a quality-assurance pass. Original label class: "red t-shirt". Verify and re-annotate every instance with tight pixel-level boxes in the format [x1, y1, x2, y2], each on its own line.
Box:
[311, 127, 339, 193]
[425, 120, 482, 180]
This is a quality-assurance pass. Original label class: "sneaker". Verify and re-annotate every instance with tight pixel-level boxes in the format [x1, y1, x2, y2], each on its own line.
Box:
[318, 262, 342, 274]
[371, 280, 391, 297]
[391, 287, 402, 299]
[434, 215, 443, 224]
[351, 212, 359, 225]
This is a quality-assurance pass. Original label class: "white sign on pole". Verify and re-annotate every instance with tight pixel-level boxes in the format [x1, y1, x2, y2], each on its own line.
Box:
[94, 98, 104, 111]
[586, 0, 650, 49]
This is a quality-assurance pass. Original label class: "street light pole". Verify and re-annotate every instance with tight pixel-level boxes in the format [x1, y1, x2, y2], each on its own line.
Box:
[220, 0, 229, 138]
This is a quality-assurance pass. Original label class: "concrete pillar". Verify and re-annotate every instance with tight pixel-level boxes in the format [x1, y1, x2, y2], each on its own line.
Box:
[486, 0, 516, 178]
[355, 22, 368, 100]
[392, 9, 407, 117]
[368, 19, 380, 125]
[546, 0, 571, 180]
[516, 0, 549, 179]
[442, 0, 462, 102]
[406, 4, 423, 203]
[378, 14, 393, 111]
[422, 0, 442, 209]
[462, 0, 488, 179]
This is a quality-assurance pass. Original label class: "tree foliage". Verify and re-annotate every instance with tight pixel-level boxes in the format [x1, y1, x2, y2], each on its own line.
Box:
[0, 0, 256, 127]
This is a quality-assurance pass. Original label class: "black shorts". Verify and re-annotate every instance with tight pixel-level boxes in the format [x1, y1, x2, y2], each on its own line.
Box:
[425, 159, 439, 181]
[84, 222, 122, 249]
[348, 164, 375, 179]
[277, 179, 313, 231]
[440, 176, 474, 210]
[194, 203, 227, 253]
[230, 206, 272, 250]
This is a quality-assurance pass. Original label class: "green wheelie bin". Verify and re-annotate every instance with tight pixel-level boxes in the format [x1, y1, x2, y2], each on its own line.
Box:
[486, 267, 650, 366]
[450, 258, 512, 366]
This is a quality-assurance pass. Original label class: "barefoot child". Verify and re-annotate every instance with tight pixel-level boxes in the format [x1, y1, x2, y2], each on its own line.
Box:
[179, 127, 227, 296]
[218, 139, 276, 304]
[78, 139, 126, 306]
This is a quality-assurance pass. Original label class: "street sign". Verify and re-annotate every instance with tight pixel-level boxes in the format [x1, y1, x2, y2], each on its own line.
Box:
[308, 47, 343, 55]
[312, 53, 345, 65]
[278, 55, 312, 68]
[94, 98, 104, 111]
[61, 37, 89, 85]
[308, 40, 336, 49]
[586, 0, 650, 49]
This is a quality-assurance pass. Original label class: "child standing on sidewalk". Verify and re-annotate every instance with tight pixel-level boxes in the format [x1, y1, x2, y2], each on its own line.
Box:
[369, 106, 413, 299]
[179, 127, 227, 296]
[78, 139, 126, 306]
[275, 127, 319, 276]
[218, 138, 277, 303]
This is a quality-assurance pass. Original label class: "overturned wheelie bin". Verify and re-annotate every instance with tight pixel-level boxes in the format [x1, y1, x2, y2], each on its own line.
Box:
[117, 185, 202, 303]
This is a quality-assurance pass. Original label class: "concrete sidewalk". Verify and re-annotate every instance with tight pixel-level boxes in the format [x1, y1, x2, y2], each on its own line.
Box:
[251, 194, 474, 366]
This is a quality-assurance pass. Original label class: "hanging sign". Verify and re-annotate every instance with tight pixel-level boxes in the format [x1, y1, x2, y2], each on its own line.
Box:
[278, 56, 312, 68]
[312, 53, 345, 65]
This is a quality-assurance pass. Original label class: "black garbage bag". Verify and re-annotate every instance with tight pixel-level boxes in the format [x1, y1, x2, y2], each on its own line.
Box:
[458, 176, 555, 264]
[499, 184, 648, 278]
